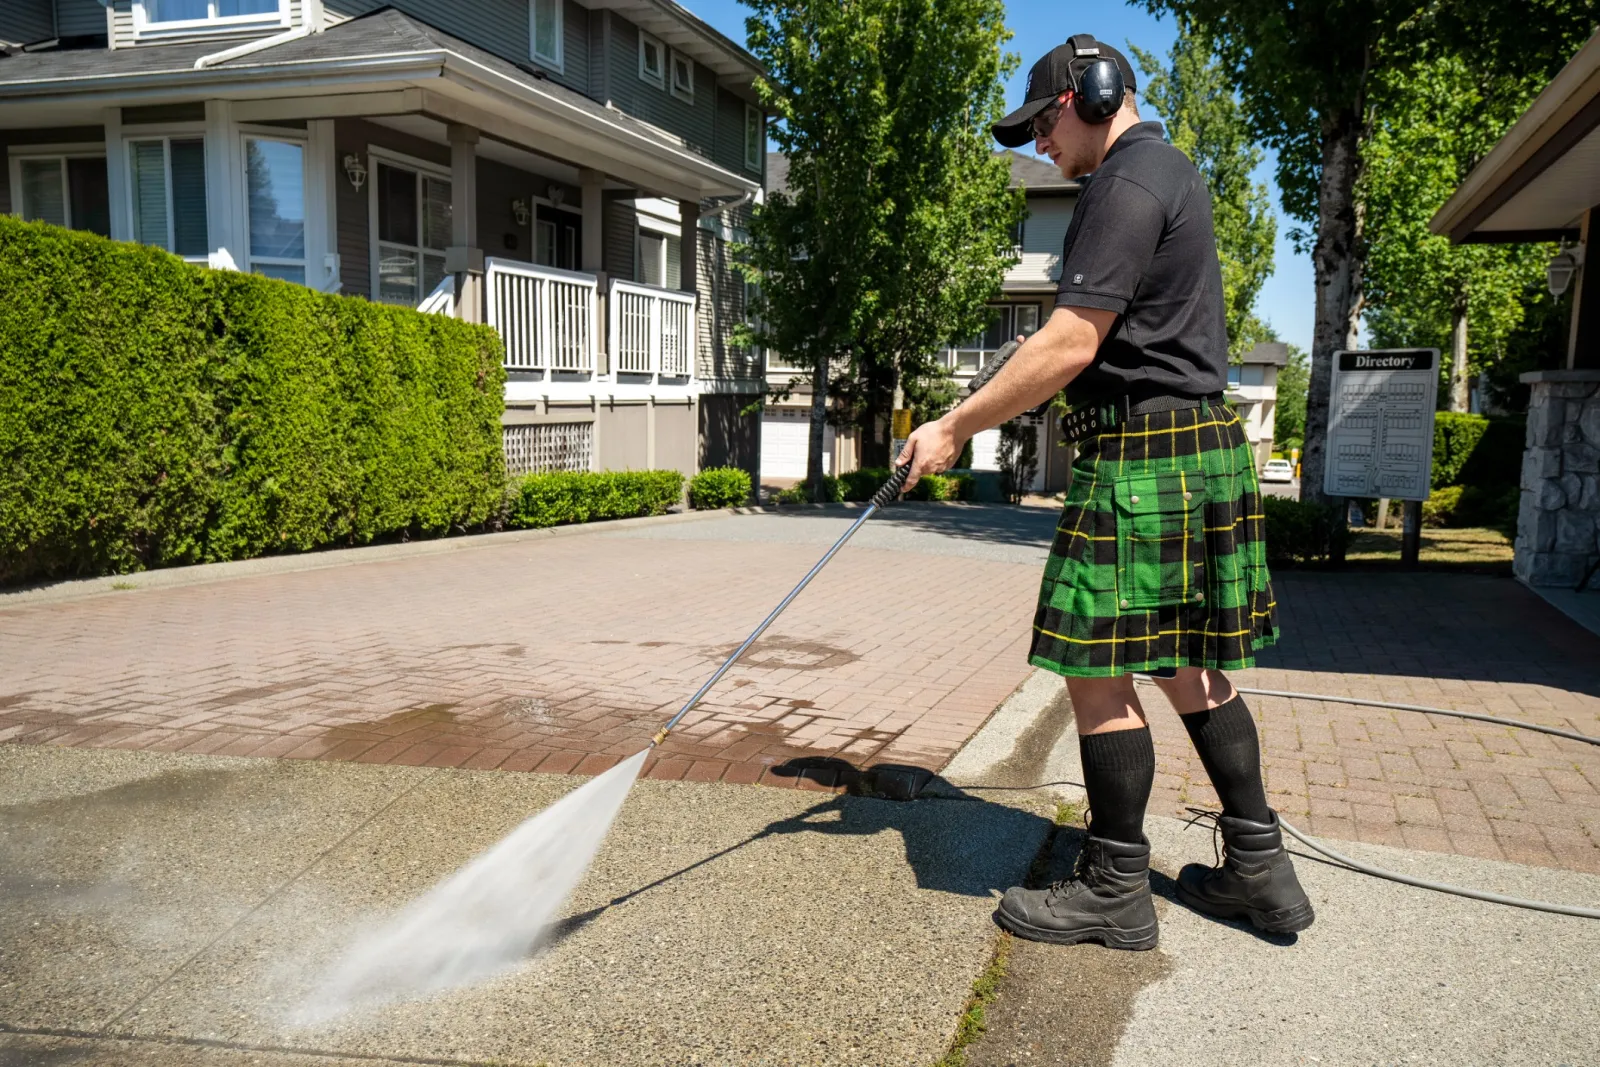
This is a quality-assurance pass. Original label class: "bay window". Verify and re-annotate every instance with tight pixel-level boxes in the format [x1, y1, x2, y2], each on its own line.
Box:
[133, 0, 289, 37]
[372, 157, 451, 306]
[128, 136, 209, 259]
[244, 137, 306, 284]
[12, 153, 110, 236]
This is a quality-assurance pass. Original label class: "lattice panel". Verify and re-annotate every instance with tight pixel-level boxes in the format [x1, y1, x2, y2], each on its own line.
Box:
[503, 422, 594, 475]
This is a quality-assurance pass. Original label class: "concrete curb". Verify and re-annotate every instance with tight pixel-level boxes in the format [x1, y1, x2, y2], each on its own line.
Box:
[0, 507, 745, 609]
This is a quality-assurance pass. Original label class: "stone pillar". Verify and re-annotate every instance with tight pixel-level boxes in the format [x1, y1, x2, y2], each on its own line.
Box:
[1515, 369, 1600, 588]
[446, 123, 484, 323]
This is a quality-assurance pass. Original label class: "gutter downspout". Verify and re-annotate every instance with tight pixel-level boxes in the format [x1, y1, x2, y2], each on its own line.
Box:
[194, 20, 317, 71]
[698, 189, 754, 221]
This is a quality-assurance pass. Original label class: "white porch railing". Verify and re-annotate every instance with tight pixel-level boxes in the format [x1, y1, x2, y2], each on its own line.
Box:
[486, 258, 597, 373]
[609, 279, 696, 378]
[417, 274, 455, 316]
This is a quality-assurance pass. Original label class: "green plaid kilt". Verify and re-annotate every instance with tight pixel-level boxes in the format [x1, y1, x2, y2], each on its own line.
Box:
[1029, 401, 1278, 678]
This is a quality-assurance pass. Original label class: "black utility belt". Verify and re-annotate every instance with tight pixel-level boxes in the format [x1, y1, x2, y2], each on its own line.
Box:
[1060, 393, 1224, 444]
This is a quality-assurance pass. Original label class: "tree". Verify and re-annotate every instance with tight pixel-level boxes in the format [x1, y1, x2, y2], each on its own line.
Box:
[1359, 55, 1553, 411]
[1139, 0, 1592, 502]
[741, 0, 1020, 492]
[1274, 342, 1309, 452]
[1131, 22, 1276, 359]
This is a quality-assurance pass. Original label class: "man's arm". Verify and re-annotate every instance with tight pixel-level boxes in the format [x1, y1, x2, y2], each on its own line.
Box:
[897, 304, 1115, 489]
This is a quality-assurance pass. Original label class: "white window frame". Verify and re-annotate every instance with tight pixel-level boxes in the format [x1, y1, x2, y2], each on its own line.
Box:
[7, 143, 107, 230]
[743, 105, 762, 170]
[238, 127, 309, 285]
[131, 0, 291, 40]
[122, 126, 209, 263]
[366, 146, 453, 307]
[638, 31, 665, 89]
[528, 0, 563, 71]
[669, 50, 694, 104]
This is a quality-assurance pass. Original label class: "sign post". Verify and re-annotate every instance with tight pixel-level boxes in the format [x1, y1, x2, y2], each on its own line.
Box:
[1324, 349, 1439, 568]
[890, 407, 912, 468]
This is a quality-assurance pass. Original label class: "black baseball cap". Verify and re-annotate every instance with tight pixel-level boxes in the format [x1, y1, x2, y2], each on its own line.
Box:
[992, 35, 1138, 148]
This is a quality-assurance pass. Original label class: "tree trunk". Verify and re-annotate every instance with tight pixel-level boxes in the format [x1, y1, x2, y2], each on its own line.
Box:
[1449, 299, 1470, 412]
[807, 355, 829, 502]
[1300, 107, 1365, 506]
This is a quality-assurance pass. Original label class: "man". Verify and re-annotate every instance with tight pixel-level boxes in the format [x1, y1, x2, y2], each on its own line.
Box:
[898, 35, 1313, 949]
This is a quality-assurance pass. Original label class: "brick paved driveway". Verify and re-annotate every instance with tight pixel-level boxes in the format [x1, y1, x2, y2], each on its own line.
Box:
[3, 507, 1598, 870]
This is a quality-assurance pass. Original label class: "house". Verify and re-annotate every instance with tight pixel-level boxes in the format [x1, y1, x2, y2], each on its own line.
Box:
[1429, 28, 1599, 590]
[759, 151, 1081, 492]
[1228, 341, 1287, 467]
[0, 0, 767, 486]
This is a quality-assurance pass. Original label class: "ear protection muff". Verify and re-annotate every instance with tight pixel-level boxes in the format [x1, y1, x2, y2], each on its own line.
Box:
[1065, 34, 1126, 124]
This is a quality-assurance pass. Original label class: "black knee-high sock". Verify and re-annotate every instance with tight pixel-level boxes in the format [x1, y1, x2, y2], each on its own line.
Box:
[1180, 694, 1272, 822]
[1079, 727, 1155, 845]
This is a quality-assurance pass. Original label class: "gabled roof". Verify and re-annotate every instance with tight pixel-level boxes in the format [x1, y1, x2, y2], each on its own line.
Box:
[0, 9, 757, 197]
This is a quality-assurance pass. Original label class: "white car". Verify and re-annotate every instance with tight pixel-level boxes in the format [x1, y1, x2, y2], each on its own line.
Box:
[1260, 459, 1296, 483]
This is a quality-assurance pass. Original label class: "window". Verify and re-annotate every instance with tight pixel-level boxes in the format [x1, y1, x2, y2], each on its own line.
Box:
[951, 304, 1039, 372]
[1227, 363, 1242, 387]
[637, 230, 681, 288]
[134, 0, 288, 36]
[529, 0, 562, 70]
[670, 50, 694, 103]
[372, 158, 451, 306]
[639, 32, 665, 88]
[744, 105, 763, 171]
[12, 154, 110, 236]
[128, 137, 209, 259]
[535, 204, 580, 271]
[244, 137, 305, 284]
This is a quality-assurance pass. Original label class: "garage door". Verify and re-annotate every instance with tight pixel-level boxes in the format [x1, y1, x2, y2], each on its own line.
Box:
[761, 411, 833, 479]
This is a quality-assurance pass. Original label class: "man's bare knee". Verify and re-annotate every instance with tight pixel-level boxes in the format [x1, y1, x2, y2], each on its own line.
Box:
[1066, 675, 1147, 735]
[1150, 667, 1237, 714]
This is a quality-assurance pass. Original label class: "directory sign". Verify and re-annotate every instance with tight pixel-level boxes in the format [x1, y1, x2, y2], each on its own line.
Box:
[1324, 349, 1439, 501]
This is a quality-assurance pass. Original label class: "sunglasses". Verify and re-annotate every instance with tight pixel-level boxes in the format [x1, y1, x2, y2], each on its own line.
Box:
[1031, 97, 1067, 140]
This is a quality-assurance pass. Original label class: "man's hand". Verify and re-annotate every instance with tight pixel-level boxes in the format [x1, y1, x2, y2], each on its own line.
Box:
[896, 415, 964, 492]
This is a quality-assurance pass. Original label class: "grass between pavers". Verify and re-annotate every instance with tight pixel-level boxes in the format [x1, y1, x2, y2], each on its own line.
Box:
[933, 800, 1082, 1067]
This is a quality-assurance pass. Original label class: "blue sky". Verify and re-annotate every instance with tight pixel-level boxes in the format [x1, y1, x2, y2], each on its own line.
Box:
[688, 0, 1316, 353]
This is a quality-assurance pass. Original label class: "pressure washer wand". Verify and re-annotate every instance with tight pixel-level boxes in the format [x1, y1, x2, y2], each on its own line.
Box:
[648, 337, 1025, 748]
[650, 463, 912, 747]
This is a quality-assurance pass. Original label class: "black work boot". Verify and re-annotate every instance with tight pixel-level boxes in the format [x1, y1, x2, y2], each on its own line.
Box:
[994, 835, 1159, 950]
[1177, 811, 1315, 934]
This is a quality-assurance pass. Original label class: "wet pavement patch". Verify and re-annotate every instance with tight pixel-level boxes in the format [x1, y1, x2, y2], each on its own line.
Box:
[706, 635, 860, 671]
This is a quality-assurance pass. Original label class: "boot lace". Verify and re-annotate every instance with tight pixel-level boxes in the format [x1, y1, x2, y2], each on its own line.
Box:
[1182, 806, 1226, 867]
[1045, 808, 1098, 902]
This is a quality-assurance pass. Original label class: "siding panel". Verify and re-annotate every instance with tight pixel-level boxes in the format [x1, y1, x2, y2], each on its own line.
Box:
[602, 193, 636, 280]
[606, 13, 716, 162]
[1, 0, 53, 45]
[695, 225, 754, 383]
[56, 0, 108, 37]
[1022, 197, 1073, 254]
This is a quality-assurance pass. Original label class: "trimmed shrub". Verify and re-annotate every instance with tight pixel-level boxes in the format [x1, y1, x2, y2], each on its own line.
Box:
[842, 467, 891, 502]
[689, 466, 751, 509]
[507, 470, 683, 528]
[907, 473, 956, 501]
[775, 475, 843, 504]
[1263, 496, 1350, 566]
[1421, 486, 1465, 527]
[1432, 412, 1489, 488]
[1455, 484, 1521, 535]
[0, 216, 505, 585]
[1430, 412, 1524, 492]
[949, 473, 976, 501]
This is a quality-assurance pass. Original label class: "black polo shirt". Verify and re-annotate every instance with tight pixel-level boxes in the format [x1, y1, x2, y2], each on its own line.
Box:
[1055, 121, 1228, 404]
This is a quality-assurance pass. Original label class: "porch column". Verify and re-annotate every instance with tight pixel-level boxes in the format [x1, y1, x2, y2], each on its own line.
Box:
[204, 100, 245, 271]
[1569, 207, 1597, 370]
[446, 123, 484, 323]
[678, 196, 699, 294]
[102, 107, 131, 242]
[579, 168, 604, 273]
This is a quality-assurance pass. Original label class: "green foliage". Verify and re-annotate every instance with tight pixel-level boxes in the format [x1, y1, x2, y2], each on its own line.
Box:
[907, 473, 957, 501]
[1455, 484, 1521, 536]
[1421, 485, 1465, 527]
[507, 471, 683, 529]
[949, 473, 976, 501]
[0, 216, 505, 586]
[1131, 21, 1276, 358]
[1360, 55, 1554, 408]
[1262, 496, 1350, 566]
[998, 420, 1038, 504]
[1273, 344, 1309, 453]
[739, 0, 1020, 476]
[841, 467, 891, 502]
[688, 467, 752, 509]
[1431, 412, 1490, 488]
[775, 475, 843, 505]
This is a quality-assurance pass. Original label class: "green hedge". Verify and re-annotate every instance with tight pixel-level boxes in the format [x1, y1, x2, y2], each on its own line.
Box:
[775, 475, 843, 504]
[0, 216, 506, 585]
[843, 467, 890, 502]
[1432, 412, 1523, 490]
[689, 466, 751, 509]
[1263, 496, 1350, 566]
[507, 470, 683, 528]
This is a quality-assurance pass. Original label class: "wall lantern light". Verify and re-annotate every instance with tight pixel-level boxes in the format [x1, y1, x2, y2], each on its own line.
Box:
[1547, 242, 1584, 299]
[511, 198, 531, 226]
[342, 153, 368, 192]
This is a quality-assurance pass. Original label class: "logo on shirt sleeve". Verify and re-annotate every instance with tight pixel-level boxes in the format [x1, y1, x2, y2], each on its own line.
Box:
[1072, 273, 1084, 284]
